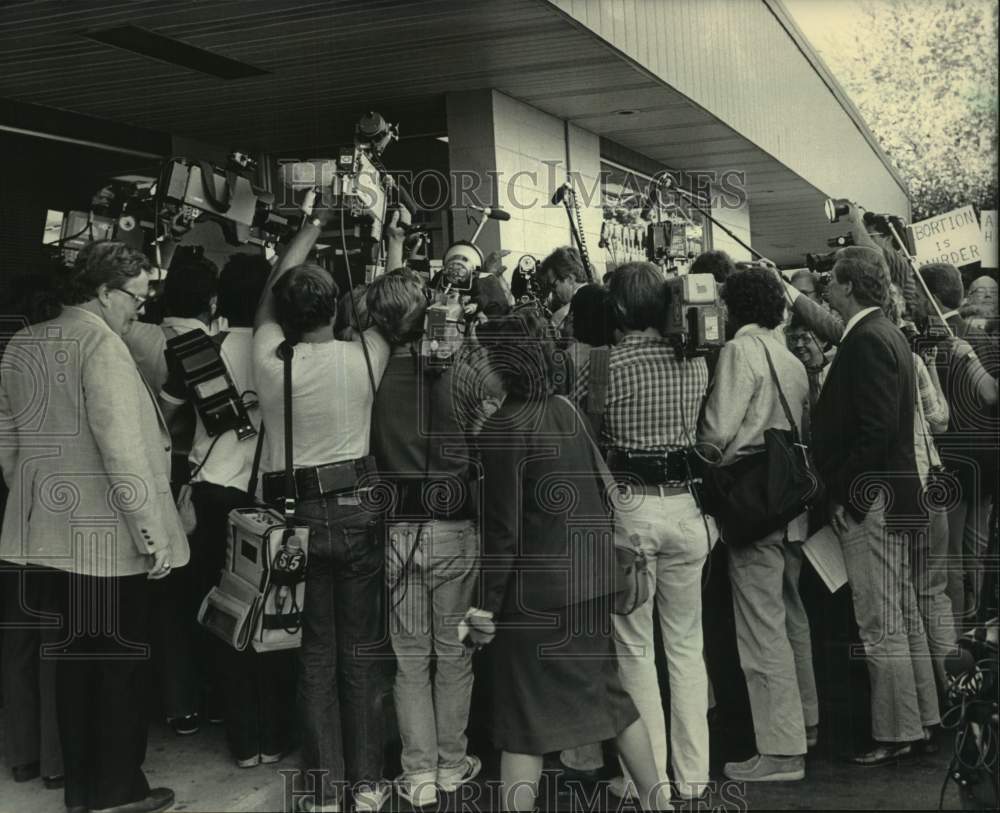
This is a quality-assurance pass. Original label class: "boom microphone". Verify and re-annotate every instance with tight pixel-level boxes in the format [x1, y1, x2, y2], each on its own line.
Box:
[467, 204, 511, 221]
[551, 183, 570, 206]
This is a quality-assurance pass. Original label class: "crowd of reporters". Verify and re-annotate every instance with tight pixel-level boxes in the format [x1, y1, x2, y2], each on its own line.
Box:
[0, 197, 997, 813]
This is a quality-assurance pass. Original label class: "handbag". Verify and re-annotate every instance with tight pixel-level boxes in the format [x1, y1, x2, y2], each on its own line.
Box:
[198, 340, 309, 652]
[556, 395, 651, 615]
[699, 338, 824, 548]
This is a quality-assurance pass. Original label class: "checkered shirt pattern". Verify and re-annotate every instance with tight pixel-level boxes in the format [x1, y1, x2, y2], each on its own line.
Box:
[571, 334, 709, 451]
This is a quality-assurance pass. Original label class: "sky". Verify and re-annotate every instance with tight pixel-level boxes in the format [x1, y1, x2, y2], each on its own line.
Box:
[783, 0, 863, 58]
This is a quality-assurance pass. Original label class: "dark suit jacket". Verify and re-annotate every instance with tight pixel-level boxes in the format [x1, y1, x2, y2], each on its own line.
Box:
[477, 395, 616, 617]
[812, 310, 922, 522]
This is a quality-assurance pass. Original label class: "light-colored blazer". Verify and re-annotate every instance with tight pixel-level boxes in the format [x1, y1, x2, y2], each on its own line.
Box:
[0, 306, 189, 577]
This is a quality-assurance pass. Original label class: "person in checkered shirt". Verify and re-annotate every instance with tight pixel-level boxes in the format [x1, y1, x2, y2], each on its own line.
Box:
[570, 262, 716, 803]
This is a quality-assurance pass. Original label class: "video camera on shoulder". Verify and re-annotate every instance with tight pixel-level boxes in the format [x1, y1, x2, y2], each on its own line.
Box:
[160, 152, 292, 248]
[663, 273, 725, 357]
[165, 329, 257, 441]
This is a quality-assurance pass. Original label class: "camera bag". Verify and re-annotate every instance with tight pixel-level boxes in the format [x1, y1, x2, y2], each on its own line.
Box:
[198, 340, 309, 652]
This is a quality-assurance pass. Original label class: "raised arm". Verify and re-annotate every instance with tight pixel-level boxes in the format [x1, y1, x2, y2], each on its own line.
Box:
[254, 211, 328, 333]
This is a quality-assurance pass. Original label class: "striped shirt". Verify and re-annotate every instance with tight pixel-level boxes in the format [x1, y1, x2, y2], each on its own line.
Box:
[571, 333, 709, 451]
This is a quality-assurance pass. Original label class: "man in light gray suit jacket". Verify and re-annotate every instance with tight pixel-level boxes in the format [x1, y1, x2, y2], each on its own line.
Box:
[0, 241, 188, 813]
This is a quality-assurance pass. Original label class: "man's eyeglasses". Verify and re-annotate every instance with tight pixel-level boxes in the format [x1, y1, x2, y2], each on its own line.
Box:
[112, 288, 150, 312]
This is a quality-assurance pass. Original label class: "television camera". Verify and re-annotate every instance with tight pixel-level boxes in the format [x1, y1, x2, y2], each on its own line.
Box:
[813, 197, 954, 340]
[646, 220, 694, 266]
[662, 272, 726, 358]
[159, 152, 293, 249]
[48, 151, 294, 270]
[419, 240, 483, 370]
[825, 197, 915, 255]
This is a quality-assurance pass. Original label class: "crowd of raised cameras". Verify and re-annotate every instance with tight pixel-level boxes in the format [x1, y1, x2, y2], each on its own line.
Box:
[0, 137, 997, 813]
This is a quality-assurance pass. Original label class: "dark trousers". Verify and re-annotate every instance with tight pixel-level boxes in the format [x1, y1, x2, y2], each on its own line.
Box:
[0, 563, 63, 777]
[149, 549, 204, 719]
[295, 495, 387, 805]
[192, 482, 297, 761]
[50, 570, 152, 810]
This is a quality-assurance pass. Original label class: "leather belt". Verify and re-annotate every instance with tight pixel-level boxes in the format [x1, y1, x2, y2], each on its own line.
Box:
[262, 456, 376, 505]
[606, 448, 690, 488]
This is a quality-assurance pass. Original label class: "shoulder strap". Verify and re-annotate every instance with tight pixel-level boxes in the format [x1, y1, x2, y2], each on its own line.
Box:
[756, 338, 800, 444]
[278, 341, 296, 525]
[585, 346, 611, 441]
[246, 425, 266, 499]
[556, 394, 615, 499]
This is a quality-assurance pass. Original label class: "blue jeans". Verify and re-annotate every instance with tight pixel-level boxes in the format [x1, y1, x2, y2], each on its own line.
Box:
[295, 495, 386, 805]
[386, 520, 479, 782]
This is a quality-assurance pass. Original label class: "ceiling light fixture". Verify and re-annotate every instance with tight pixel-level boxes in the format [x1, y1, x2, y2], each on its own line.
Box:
[85, 25, 269, 79]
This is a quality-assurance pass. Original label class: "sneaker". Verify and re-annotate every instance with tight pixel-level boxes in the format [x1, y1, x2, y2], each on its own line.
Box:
[237, 754, 261, 769]
[396, 775, 438, 808]
[354, 781, 392, 813]
[169, 713, 200, 736]
[607, 776, 638, 800]
[723, 754, 804, 782]
[437, 755, 482, 792]
[260, 751, 284, 764]
[806, 725, 819, 749]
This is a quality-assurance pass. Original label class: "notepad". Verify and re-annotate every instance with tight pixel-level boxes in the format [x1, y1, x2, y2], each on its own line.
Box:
[803, 525, 848, 593]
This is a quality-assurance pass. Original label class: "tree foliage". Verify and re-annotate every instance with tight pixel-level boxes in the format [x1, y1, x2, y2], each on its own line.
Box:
[811, 0, 998, 220]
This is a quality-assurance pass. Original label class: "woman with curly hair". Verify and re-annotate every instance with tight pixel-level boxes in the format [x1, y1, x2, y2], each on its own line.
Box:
[462, 310, 669, 811]
[698, 269, 819, 783]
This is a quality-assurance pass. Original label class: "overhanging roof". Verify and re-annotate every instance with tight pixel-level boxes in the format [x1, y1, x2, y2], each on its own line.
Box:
[0, 0, 906, 265]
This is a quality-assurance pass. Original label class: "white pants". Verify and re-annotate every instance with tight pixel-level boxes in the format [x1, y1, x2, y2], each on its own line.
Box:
[613, 493, 715, 798]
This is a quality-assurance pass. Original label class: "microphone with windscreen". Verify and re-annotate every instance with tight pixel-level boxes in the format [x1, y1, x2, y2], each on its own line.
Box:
[466, 204, 511, 221]
[551, 183, 570, 206]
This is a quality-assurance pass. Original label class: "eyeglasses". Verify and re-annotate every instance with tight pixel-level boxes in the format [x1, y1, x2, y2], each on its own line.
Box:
[112, 288, 150, 312]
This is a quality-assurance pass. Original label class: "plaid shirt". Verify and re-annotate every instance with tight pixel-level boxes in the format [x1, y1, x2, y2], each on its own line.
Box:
[571, 334, 709, 451]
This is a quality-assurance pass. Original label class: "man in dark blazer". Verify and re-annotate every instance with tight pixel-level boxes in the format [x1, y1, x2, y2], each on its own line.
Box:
[811, 246, 938, 766]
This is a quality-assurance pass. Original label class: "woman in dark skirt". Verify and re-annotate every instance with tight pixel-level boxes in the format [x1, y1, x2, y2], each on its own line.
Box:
[463, 311, 668, 811]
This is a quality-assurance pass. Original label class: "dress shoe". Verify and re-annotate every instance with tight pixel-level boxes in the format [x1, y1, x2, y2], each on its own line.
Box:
[168, 713, 199, 736]
[13, 761, 40, 782]
[91, 787, 175, 813]
[915, 728, 939, 755]
[846, 742, 913, 766]
[724, 754, 805, 782]
[45, 774, 66, 790]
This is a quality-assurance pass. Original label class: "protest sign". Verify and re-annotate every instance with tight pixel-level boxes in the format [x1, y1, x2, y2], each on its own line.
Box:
[980, 209, 997, 269]
[910, 205, 985, 267]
